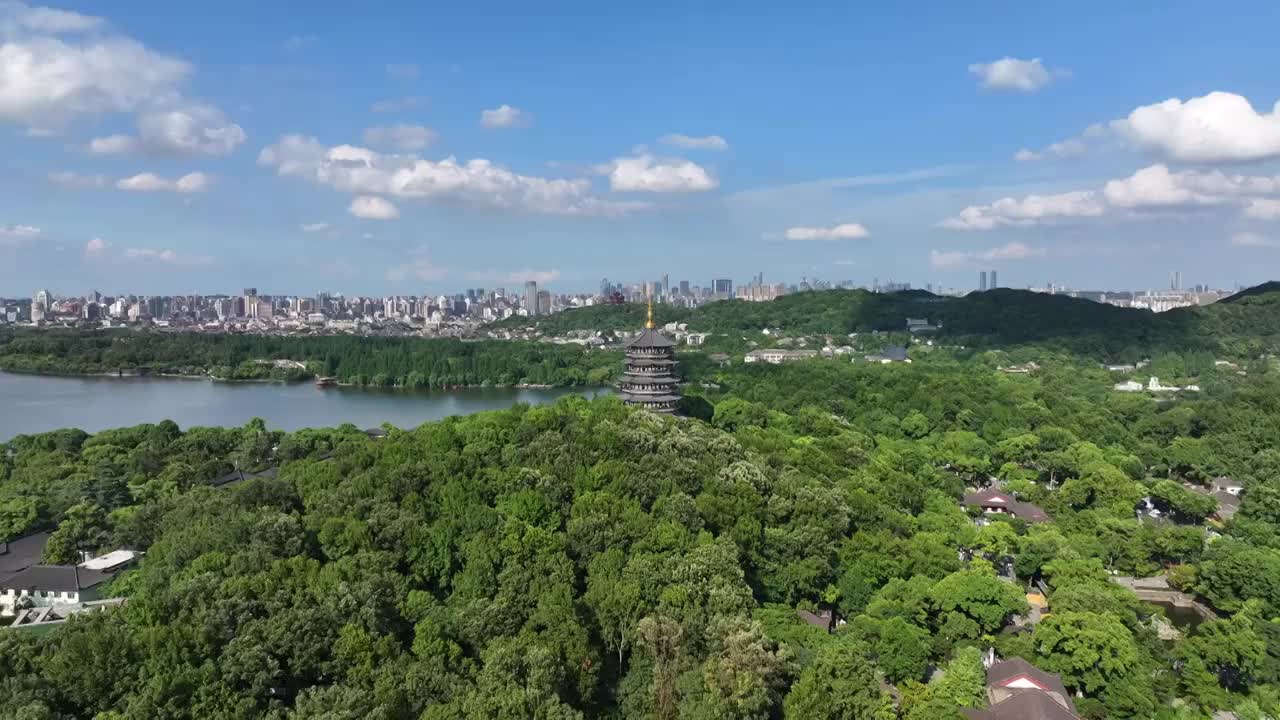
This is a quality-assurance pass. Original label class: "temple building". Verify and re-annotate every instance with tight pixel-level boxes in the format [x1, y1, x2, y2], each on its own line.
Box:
[618, 300, 681, 414]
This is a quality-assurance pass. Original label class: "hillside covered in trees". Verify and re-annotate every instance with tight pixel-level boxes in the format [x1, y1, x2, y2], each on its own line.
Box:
[0, 331, 619, 389]
[510, 282, 1280, 360]
[4, 345, 1280, 718]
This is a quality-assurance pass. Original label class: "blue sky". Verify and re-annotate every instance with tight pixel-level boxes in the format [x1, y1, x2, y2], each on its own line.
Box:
[3, 0, 1280, 296]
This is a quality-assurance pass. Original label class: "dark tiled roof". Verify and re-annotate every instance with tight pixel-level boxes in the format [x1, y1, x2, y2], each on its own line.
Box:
[963, 489, 1051, 523]
[963, 690, 1079, 720]
[868, 345, 909, 361]
[0, 532, 50, 574]
[987, 658, 1072, 705]
[0, 565, 115, 593]
[626, 328, 675, 349]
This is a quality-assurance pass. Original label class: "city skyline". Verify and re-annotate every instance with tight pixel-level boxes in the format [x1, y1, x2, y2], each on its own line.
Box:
[3, 2, 1280, 295]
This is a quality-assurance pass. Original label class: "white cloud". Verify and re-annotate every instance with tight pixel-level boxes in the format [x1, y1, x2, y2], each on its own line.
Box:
[930, 242, 1044, 268]
[48, 170, 106, 188]
[1231, 232, 1280, 248]
[783, 223, 870, 241]
[0, 223, 40, 245]
[939, 191, 1104, 230]
[1246, 198, 1280, 220]
[299, 222, 331, 233]
[259, 134, 639, 216]
[87, 133, 138, 154]
[362, 124, 438, 151]
[606, 154, 718, 193]
[1112, 91, 1280, 163]
[82, 236, 107, 256]
[968, 57, 1060, 92]
[480, 104, 531, 129]
[370, 96, 426, 113]
[2, 3, 103, 33]
[348, 195, 399, 220]
[658, 133, 729, 151]
[0, 5, 191, 128]
[1013, 138, 1086, 162]
[385, 63, 419, 79]
[115, 171, 209, 193]
[133, 103, 246, 156]
[1104, 164, 1280, 210]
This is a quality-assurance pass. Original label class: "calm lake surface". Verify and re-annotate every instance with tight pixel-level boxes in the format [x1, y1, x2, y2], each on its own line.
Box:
[0, 371, 609, 440]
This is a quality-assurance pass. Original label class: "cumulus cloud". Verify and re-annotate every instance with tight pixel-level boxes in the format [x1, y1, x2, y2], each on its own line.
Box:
[362, 124, 438, 151]
[1014, 138, 1086, 162]
[348, 195, 399, 220]
[89, 104, 246, 156]
[258, 134, 639, 216]
[606, 154, 718, 193]
[116, 171, 209, 193]
[82, 236, 107, 256]
[968, 57, 1062, 92]
[0, 223, 40, 245]
[0, 3, 245, 157]
[2, 3, 103, 33]
[1246, 198, 1280, 220]
[659, 133, 729, 151]
[941, 164, 1280, 228]
[930, 242, 1044, 268]
[1112, 91, 1280, 163]
[938, 191, 1104, 230]
[87, 134, 138, 154]
[480, 104, 531, 128]
[299, 222, 331, 233]
[783, 223, 870, 241]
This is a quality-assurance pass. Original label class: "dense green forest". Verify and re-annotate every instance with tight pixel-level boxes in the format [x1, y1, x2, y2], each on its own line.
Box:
[510, 283, 1280, 361]
[0, 330, 619, 388]
[4, 343, 1280, 718]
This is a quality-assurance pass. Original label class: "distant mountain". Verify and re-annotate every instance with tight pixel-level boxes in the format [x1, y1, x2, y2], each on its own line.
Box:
[508, 282, 1280, 360]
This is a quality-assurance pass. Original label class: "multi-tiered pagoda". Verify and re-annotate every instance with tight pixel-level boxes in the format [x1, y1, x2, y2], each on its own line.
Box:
[618, 300, 681, 414]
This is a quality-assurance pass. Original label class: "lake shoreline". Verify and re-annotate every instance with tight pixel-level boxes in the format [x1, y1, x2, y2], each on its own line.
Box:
[0, 367, 573, 390]
[0, 370, 612, 441]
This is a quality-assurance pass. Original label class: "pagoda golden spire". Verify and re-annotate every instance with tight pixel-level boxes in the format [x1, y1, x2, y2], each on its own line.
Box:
[645, 289, 655, 329]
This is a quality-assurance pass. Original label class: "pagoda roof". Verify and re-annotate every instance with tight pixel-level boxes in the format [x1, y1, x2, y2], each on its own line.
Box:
[628, 357, 677, 366]
[622, 374, 677, 385]
[622, 394, 682, 403]
[626, 328, 675, 349]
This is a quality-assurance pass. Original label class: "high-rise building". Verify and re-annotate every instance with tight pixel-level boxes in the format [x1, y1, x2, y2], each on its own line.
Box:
[536, 290, 551, 315]
[979, 271, 988, 292]
[662, 273, 669, 299]
[243, 288, 258, 297]
[679, 280, 690, 296]
[524, 280, 538, 316]
[990, 270, 998, 289]
[713, 278, 733, 296]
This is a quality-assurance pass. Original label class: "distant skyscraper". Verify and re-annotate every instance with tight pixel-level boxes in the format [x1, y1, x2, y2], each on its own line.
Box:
[979, 271, 988, 292]
[524, 280, 538, 316]
[662, 273, 669, 298]
[243, 288, 257, 297]
[679, 280, 690, 296]
[713, 278, 733, 296]
[990, 270, 998, 289]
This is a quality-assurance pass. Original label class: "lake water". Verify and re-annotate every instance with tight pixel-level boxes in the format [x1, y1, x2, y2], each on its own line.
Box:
[0, 371, 610, 441]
